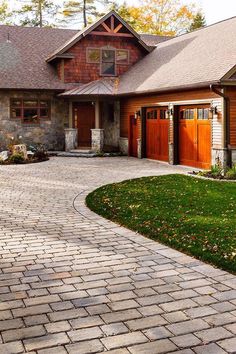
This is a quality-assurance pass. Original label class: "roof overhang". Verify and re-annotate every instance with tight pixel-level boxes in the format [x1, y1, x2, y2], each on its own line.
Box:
[116, 81, 220, 97]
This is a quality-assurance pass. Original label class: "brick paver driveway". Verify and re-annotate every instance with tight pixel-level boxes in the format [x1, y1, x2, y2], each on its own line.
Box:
[0, 157, 236, 354]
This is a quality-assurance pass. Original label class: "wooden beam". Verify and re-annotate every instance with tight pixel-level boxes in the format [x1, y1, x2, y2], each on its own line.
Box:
[91, 31, 133, 37]
[111, 15, 115, 31]
[101, 21, 111, 32]
[114, 23, 123, 33]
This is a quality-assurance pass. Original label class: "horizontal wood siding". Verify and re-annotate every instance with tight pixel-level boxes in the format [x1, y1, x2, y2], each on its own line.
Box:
[120, 89, 219, 138]
[211, 98, 223, 148]
[226, 87, 236, 147]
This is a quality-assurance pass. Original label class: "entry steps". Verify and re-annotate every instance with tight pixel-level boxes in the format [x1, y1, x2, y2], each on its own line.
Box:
[48, 150, 122, 158]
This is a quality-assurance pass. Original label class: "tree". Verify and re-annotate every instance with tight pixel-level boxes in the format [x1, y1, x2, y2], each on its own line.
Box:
[0, 0, 12, 25]
[113, 0, 199, 36]
[188, 12, 206, 32]
[17, 0, 58, 27]
[62, 0, 112, 28]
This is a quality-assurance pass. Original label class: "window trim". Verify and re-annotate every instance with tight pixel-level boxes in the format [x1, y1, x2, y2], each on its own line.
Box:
[10, 99, 51, 124]
[86, 47, 130, 77]
[86, 47, 101, 64]
[116, 49, 129, 65]
[100, 48, 116, 77]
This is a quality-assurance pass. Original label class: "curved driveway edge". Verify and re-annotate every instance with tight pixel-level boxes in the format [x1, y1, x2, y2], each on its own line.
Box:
[0, 157, 235, 354]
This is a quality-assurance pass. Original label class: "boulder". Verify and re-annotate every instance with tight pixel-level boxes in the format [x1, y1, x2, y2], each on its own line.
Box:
[0, 151, 8, 161]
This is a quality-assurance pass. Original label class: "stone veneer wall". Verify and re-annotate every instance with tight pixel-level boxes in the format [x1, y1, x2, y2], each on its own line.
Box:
[102, 100, 120, 149]
[0, 91, 69, 151]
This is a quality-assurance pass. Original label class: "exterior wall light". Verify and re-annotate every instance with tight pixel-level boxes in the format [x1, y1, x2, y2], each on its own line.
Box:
[167, 108, 173, 117]
[210, 103, 218, 115]
[135, 110, 141, 119]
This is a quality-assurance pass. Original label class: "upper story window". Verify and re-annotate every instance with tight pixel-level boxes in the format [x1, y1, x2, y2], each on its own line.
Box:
[11, 99, 50, 124]
[86, 47, 129, 77]
[101, 49, 115, 76]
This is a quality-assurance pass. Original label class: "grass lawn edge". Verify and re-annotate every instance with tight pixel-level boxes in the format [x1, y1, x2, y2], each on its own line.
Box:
[86, 174, 236, 274]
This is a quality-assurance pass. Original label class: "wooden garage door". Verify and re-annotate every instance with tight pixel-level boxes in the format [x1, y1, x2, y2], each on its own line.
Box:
[179, 105, 211, 169]
[146, 107, 169, 161]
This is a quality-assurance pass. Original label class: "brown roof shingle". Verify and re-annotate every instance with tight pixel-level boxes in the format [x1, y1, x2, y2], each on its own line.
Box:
[0, 25, 77, 90]
[118, 16, 236, 95]
[140, 34, 173, 46]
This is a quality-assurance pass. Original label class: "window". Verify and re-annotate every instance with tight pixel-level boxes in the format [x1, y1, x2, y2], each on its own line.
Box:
[160, 109, 168, 119]
[197, 108, 209, 120]
[86, 47, 130, 76]
[147, 110, 157, 119]
[116, 50, 129, 65]
[180, 109, 194, 119]
[11, 99, 50, 124]
[101, 49, 115, 76]
[87, 48, 100, 63]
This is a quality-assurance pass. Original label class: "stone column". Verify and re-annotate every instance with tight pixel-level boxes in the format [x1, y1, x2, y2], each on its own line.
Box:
[137, 138, 142, 159]
[119, 137, 128, 155]
[91, 129, 104, 152]
[65, 128, 77, 151]
[168, 104, 175, 164]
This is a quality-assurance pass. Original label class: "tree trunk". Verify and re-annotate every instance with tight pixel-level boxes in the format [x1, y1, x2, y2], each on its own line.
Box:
[83, 0, 87, 27]
[39, 0, 43, 27]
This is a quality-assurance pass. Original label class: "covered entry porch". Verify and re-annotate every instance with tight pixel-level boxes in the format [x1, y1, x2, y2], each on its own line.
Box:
[60, 79, 120, 152]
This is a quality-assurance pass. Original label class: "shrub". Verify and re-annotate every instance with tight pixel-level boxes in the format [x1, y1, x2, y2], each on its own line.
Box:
[225, 164, 236, 180]
[28, 143, 48, 161]
[8, 153, 25, 164]
[210, 164, 223, 177]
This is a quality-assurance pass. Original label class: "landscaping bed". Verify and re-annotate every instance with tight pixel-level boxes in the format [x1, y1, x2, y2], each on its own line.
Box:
[193, 164, 236, 180]
[0, 140, 48, 165]
[86, 174, 236, 273]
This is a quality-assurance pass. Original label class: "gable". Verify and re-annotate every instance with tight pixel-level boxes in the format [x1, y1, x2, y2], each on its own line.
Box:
[57, 31, 147, 84]
[46, 11, 151, 63]
[221, 64, 236, 82]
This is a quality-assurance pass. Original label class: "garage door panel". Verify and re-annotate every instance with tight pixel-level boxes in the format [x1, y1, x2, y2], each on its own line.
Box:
[179, 123, 195, 165]
[197, 124, 211, 169]
[159, 122, 169, 161]
[146, 107, 169, 162]
[179, 105, 211, 169]
[146, 119, 159, 159]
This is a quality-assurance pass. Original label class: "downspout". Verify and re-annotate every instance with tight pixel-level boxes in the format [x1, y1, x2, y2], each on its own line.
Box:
[210, 84, 231, 167]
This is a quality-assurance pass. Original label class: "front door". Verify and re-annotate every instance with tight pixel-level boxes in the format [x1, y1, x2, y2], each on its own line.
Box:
[73, 103, 95, 147]
[179, 105, 211, 169]
[146, 107, 169, 161]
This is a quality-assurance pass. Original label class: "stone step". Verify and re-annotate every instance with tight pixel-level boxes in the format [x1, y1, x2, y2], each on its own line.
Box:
[70, 149, 92, 154]
[57, 152, 97, 158]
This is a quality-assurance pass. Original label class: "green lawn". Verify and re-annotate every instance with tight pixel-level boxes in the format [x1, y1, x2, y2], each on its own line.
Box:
[86, 175, 236, 273]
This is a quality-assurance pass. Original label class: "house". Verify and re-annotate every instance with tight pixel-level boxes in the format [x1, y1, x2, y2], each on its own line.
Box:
[0, 10, 236, 169]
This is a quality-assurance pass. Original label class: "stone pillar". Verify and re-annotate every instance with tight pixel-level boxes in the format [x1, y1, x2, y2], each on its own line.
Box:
[137, 138, 142, 159]
[91, 129, 104, 152]
[65, 128, 77, 151]
[211, 148, 228, 170]
[119, 137, 128, 155]
[168, 104, 175, 165]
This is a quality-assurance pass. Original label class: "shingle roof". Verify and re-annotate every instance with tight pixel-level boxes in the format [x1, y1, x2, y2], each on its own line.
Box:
[0, 25, 77, 90]
[140, 34, 173, 46]
[60, 78, 118, 96]
[118, 16, 236, 95]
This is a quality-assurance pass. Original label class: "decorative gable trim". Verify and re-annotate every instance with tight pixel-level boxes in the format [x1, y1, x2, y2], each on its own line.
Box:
[46, 10, 151, 63]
